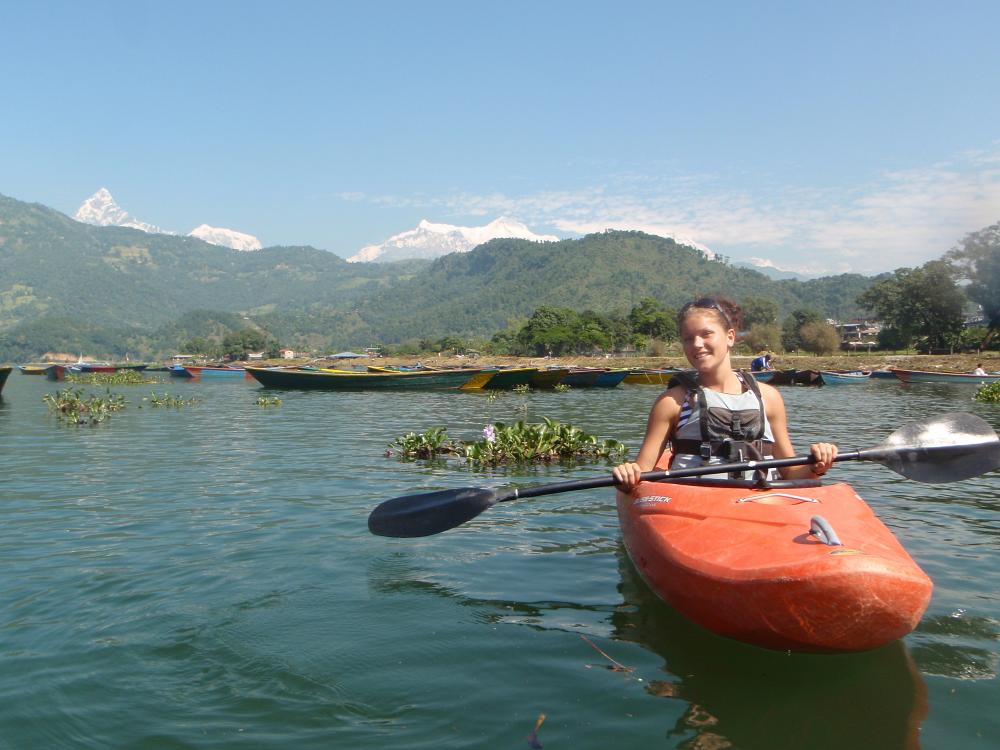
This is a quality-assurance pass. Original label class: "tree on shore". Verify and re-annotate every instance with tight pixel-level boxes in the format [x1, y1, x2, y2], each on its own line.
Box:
[781, 309, 823, 352]
[743, 296, 780, 327]
[947, 221, 1000, 348]
[799, 321, 841, 354]
[743, 323, 782, 353]
[856, 261, 967, 350]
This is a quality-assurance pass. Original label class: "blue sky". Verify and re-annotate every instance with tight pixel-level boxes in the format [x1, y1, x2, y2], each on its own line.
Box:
[3, 1, 999, 274]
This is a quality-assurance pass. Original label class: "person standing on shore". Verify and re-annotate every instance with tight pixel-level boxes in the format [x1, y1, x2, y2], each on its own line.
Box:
[613, 297, 837, 490]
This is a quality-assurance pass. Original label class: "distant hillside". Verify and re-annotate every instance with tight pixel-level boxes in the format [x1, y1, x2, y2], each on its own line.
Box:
[0, 193, 419, 328]
[0, 193, 878, 358]
[354, 231, 877, 342]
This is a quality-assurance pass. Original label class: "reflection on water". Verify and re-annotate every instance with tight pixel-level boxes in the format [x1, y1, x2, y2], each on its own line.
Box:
[612, 546, 928, 750]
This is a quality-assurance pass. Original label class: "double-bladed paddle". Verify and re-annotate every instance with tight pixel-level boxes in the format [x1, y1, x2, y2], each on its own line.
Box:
[368, 411, 1000, 538]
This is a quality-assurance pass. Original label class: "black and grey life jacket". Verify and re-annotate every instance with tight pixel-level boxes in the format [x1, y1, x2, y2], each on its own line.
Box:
[668, 369, 775, 466]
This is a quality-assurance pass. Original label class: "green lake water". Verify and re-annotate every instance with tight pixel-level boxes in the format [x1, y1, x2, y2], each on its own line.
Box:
[1, 373, 997, 748]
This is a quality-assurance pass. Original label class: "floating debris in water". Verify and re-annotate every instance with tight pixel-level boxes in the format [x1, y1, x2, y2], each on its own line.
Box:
[526, 712, 546, 749]
[580, 634, 634, 673]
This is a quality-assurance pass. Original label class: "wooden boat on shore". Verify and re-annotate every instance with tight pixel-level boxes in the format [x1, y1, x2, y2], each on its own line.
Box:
[245, 366, 481, 390]
[618, 476, 932, 652]
[559, 367, 629, 388]
[623, 368, 682, 385]
[892, 368, 1000, 385]
[184, 365, 252, 380]
[820, 370, 872, 385]
[529, 368, 569, 388]
[870, 369, 898, 380]
[18, 364, 55, 376]
[0, 365, 11, 395]
[478, 367, 538, 389]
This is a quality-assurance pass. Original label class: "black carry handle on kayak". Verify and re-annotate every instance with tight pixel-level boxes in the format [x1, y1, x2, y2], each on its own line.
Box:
[367, 411, 1000, 538]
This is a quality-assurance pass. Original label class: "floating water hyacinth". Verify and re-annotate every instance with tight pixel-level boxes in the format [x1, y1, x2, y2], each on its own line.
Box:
[388, 418, 627, 467]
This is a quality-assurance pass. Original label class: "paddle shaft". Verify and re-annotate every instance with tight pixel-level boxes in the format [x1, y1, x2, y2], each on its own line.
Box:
[510, 451, 844, 501]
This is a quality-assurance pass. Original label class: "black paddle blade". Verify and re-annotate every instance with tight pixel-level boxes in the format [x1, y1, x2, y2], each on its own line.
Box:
[368, 487, 500, 537]
[866, 411, 1000, 483]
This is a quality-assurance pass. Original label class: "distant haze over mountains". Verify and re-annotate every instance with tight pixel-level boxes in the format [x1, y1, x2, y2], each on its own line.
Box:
[733, 258, 813, 280]
[74, 188, 262, 251]
[347, 217, 559, 262]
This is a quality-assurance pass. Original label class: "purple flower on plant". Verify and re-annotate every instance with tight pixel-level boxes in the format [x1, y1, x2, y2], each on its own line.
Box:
[483, 424, 496, 443]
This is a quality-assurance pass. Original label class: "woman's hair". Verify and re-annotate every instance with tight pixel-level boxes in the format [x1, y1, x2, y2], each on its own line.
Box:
[677, 296, 744, 332]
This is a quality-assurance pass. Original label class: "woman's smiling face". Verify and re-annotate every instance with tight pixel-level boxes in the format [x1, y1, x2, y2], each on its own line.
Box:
[681, 311, 735, 371]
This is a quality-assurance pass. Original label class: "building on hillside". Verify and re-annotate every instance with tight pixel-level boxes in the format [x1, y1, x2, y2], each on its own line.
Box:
[246, 351, 265, 360]
[279, 348, 295, 359]
[835, 319, 881, 352]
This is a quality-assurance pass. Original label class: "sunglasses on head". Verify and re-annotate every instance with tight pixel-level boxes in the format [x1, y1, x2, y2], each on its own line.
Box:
[679, 298, 733, 329]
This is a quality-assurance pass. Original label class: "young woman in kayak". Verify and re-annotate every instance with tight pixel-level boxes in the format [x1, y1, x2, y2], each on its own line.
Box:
[613, 297, 838, 490]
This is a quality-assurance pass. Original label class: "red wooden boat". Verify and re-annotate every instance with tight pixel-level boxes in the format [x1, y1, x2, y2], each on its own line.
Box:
[617, 473, 932, 652]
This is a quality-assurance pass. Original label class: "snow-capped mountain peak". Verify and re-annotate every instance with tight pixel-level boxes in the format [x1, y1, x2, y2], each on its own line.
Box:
[348, 217, 558, 263]
[189, 224, 262, 252]
[75, 188, 167, 234]
[73, 188, 261, 251]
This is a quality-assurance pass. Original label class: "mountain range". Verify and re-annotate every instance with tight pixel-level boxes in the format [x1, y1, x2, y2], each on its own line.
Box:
[348, 217, 559, 262]
[74, 188, 263, 252]
[0, 192, 879, 359]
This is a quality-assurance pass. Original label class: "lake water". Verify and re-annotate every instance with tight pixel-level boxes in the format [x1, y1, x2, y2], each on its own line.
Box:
[1, 373, 998, 749]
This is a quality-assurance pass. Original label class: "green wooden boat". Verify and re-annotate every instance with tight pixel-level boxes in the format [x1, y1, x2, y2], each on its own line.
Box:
[529, 368, 569, 388]
[0, 365, 12, 396]
[245, 366, 481, 390]
[480, 367, 538, 389]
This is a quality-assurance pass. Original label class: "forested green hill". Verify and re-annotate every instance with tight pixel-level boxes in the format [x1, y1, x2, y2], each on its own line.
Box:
[0, 193, 877, 358]
[355, 232, 877, 341]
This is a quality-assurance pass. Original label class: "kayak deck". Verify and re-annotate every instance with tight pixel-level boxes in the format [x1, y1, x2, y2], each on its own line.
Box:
[617, 479, 932, 652]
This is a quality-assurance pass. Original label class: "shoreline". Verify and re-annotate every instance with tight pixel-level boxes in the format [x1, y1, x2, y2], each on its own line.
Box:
[259, 352, 1000, 374]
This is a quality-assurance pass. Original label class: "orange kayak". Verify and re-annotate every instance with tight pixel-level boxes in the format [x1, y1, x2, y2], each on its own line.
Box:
[617, 478, 933, 652]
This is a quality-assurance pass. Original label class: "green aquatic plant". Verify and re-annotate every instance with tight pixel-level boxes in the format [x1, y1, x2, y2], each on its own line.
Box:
[464, 418, 627, 466]
[43, 388, 126, 425]
[388, 426, 462, 459]
[66, 370, 159, 385]
[974, 381, 1000, 403]
[553, 383, 571, 392]
[144, 392, 200, 408]
[512, 383, 531, 394]
[256, 395, 282, 407]
[388, 418, 628, 466]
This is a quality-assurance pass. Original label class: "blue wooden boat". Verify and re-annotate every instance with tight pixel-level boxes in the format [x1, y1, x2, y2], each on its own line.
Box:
[184, 365, 251, 380]
[750, 369, 796, 385]
[168, 365, 194, 378]
[245, 366, 482, 390]
[892, 368, 1000, 385]
[820, 370, 872, 385]
[559, 368, 629, 388]
[559, 368, 603, 387]
[869, 369, 899, 380]
[0, 365, 11, 396]
[593, 369, 629, 387]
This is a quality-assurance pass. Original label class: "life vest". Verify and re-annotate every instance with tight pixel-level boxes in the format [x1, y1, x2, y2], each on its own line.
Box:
[668, 370, 775, 478]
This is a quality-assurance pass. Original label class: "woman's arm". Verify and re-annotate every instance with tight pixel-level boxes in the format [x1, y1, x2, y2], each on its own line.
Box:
[760, 383, 838, 479]
[613, 387, 684, 491]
